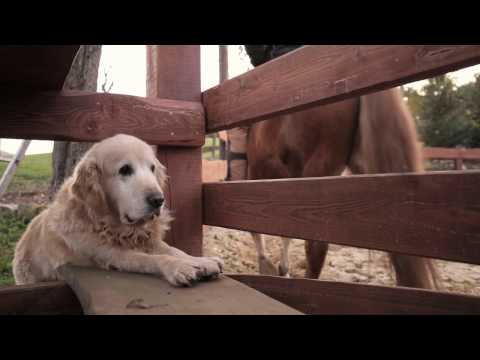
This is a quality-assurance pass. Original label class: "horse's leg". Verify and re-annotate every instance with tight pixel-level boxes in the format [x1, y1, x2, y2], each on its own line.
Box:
[278, 237, 292, 277]
[388, 253, 438, 289]
[251, 232, 277, 275]
[300, 147, 349, 280]
[248, 148, 292, 276]
[348, 88, 439, 289]
[304, 241, 329, 279]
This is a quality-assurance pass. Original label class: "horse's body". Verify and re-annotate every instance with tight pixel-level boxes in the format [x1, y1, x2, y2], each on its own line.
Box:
[247, 87, 439, 289]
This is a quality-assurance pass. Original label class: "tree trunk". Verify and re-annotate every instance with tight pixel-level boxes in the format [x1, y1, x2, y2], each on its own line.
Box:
[49, 45, 102, 198]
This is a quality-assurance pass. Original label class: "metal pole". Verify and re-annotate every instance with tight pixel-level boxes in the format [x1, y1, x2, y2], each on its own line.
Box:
[0, 140, 31, 196]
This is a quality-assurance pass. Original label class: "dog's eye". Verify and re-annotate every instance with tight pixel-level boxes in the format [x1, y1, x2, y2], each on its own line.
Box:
[150, 165, 155, 173]
[119, 164, 133, 176]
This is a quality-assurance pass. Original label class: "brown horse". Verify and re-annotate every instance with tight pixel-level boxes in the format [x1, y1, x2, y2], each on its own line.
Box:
[246, 87, 439, 289]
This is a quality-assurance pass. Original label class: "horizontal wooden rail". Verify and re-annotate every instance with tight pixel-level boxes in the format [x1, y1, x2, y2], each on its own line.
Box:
[203, 45, 480, 132]
[423, 147, 480, 161]
[0, 281, 82, 315]
[57, 265, 301, 315]
[0, 91, 205, 146]
[0, 45, 79, 92]
[230, 274, 480, 314]
[203, 171, 480, 264]
[3, 273, 478, 315]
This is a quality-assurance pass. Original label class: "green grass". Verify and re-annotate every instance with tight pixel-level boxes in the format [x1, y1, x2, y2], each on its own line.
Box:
[202, 135, 221, 160]
[0, 211, 33, 286]
[0, 153, 52, 193]
[0, 153, 52, 286]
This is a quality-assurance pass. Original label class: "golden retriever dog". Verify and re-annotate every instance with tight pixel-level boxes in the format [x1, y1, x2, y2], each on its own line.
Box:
[13, 134, 223, 287]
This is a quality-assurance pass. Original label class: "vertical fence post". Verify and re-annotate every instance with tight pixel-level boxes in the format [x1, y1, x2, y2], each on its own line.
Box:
[218, 45, 229, 161]
[455, 158, 464, 170]
[146, 45, 203, 256]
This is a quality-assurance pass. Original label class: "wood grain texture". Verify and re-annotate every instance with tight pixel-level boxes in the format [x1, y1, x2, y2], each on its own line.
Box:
[58, 265, 303, 315]
[0, 46, 79, 92]
[146, 46, 201, 102]
[0, 91, 204, 146]
[423, 147, 480, 161]
[147, 46, 204, 256]
[229, 274, 480, 314]
[203, 45, 480, 132]
[203, 171, 480, 264]
[158, 147, 203, 256]
[219, 45, 229, 83]
[0, 281, 82, 315]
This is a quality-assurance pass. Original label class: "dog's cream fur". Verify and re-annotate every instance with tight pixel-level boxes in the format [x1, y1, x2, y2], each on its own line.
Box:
[13, 134, 223, 287]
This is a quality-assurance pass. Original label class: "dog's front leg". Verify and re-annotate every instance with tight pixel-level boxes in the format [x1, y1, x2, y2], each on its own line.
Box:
[69, 245, 221, 287]
[154, 241, 224, 279]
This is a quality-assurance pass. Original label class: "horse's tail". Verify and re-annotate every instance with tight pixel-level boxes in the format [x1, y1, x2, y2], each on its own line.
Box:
[348, 87, 440, 290]
[349, 87, 424, 174]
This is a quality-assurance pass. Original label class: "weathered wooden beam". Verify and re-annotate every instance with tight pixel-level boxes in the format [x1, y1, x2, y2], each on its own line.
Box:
[203, 45, 480, 132]
[157, 147, 203, 256]
[146, 46, 201, 102]
[58, 265, 303, 315]
[0, 91, 204, 146]
[147, 45, 204, 256]
[0, 46, 79, 92]
[230, 274, 480, 314]
[219, 45, 229, 83]
[203, 171, 480, 264]
[0, 281, 82, 315]
[423, 147, 480, 161]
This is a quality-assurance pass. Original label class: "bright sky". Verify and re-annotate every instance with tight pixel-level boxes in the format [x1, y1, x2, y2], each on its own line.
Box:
[2, 45, 479, 156]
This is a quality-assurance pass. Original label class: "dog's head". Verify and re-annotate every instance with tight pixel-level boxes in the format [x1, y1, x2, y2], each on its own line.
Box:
[72, 134, 168, 225]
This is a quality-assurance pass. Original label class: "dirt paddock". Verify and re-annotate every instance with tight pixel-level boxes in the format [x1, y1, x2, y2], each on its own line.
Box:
[203, 228, 480, 297]
[201, 160, 480, 296]
[2, 160, 478, 297]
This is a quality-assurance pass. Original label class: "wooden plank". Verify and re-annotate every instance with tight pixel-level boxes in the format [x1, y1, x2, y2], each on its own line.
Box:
[58, 265, 303, 315]
[0, 140, 30, 196]
[146, 46, 201, 102]
[157, 147, 203, 256]
[203, 171, 480, 264]
[0, 281, 82, 315]
[147, 46, 204, 256]
[0, 46, 79, 92]
[229, 274, 480, 314]
[455, 158, 464, 170]
[203, 45, 480, 132]
[0, 91, 204, 146]
[219, 45, 229, 83]
[423, 147, 480, 161]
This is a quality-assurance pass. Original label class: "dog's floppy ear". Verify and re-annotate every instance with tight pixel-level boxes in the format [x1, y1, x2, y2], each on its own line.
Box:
[154, 158, 168, 190]
[71, 156, 105, 207]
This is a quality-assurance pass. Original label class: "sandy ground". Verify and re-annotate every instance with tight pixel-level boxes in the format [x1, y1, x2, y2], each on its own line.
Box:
[201, 160, 480, 296]
[2, 160, 479, 297]
[202, 225, 480, 296]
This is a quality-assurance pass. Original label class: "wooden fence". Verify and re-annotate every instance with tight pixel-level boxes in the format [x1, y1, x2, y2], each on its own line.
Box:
[1, 45, 480, 314]
[423, 147, 480, 170]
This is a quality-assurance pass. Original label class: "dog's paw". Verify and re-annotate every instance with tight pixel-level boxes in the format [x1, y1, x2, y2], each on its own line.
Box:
[163, 257, 224, 287]
[163, 261, 203, 287]
[193, 256, 224, 280]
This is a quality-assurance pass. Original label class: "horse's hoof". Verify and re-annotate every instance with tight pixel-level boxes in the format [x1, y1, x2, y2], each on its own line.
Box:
[259, 257, 277, 275]
[278, 264, 290, 277]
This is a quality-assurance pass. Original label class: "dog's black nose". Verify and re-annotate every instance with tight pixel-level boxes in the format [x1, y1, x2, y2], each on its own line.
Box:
[147, 193, 164, 209]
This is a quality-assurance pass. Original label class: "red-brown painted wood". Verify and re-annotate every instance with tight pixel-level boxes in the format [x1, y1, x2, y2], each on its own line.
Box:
[204, 171, 480, 264]
[203, 45, 480, 132]
[0, 91, 204, 146]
